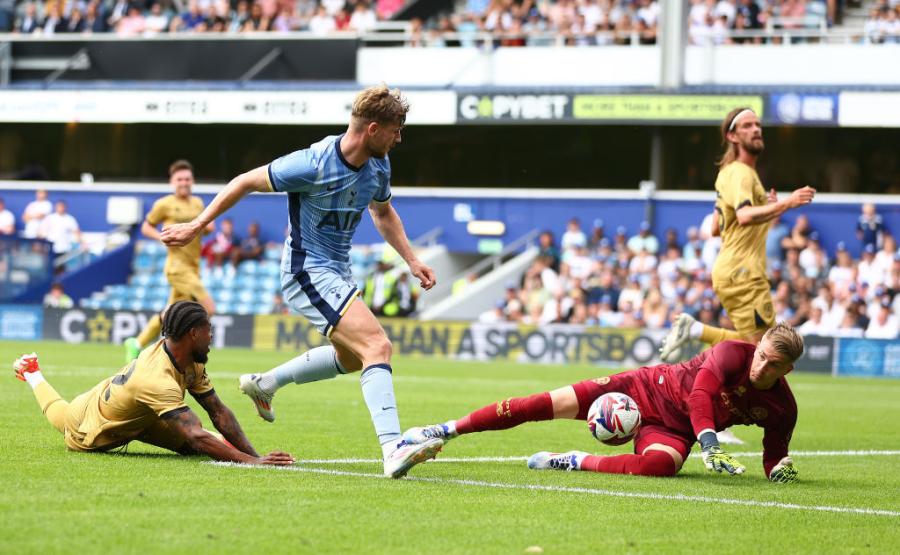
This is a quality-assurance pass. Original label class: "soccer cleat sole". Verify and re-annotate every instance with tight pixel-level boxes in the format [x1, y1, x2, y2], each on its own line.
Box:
[239, 375, 275, 423]
[386, 439, 443, 479]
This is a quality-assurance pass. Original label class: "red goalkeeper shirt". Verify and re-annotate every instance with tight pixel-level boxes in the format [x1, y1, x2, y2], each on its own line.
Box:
[628, 340, 796, 476]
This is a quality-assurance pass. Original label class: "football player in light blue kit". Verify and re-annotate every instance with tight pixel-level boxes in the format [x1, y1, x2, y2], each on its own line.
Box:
[161, 85, 442, 478]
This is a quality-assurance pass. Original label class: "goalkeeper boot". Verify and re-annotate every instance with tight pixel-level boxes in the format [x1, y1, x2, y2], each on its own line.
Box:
[383, 438, 443, 479]
[527, 451, 588, 471]
[659, 313, 695, 362]
[402, 422, 457, 445]
[239, 373, 276, 423]
[13, 352, 41, 381]
[124, 337, 141, 364]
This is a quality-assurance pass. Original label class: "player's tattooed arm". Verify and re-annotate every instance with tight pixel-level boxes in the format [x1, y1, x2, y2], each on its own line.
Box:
[195, 390, 259, 457]
[161, 406, 294, 466]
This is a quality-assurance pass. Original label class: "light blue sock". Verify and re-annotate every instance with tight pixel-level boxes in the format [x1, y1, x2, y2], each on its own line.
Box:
[360, 364, 401, 454]
[257, 346, 346, 393]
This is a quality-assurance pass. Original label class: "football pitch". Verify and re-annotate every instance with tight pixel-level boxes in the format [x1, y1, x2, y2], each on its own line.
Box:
[2, 340, 899, 554]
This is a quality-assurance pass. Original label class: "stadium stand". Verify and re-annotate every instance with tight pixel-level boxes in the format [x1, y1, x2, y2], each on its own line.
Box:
[485, 207, 900, 339]
[6, 0, 894, 45]
[78, 238, 397, 315]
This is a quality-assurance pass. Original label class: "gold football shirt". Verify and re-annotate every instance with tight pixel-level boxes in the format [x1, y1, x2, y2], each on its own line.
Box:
[712, 161, 770, 282]
[146, 194, 205, 274]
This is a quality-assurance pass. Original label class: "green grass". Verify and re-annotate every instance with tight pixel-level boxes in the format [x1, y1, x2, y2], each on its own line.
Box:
[1, 340, 899, 554]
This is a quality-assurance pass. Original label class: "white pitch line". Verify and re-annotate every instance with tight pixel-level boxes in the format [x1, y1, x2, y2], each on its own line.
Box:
[289, 450, 900, 465]
[207, 461, 900, 518]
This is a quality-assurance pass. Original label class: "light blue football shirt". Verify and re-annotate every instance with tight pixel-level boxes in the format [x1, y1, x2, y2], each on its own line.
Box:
[266, 134, 392, 276]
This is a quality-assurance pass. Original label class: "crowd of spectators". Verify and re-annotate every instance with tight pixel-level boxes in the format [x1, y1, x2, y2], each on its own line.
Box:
[1, 0, 663, 44]
[2, 190, 83, 259]
[483, 204, 900, 339]
[688, 0, 841, 45]
[4, 0, 392, 35]
[201, 218, 264, 273]
[5, 0, 888, 45]
[864, 1, 900, 42]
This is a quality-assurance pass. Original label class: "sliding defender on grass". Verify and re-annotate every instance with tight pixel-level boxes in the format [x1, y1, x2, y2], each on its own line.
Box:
[404, 324, 803, 483]
[15, 301, 294, 467]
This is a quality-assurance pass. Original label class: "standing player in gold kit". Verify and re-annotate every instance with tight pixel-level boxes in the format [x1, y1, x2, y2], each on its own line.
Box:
[124, 160, 216, 362]
[660, 107, 815, 358]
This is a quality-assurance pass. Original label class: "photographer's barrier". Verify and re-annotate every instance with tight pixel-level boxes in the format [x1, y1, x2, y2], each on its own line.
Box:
[23, 308, 898, 377]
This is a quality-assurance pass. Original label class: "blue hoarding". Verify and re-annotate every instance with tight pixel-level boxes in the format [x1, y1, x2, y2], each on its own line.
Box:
[837, 338, 900, 378]
[0, 304, 43, 340]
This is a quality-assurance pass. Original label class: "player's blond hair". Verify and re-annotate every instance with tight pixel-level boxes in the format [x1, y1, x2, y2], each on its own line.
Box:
[763, 323, 804, 364]
[716, 106, 753, 168]
[351, 84, 409, 128]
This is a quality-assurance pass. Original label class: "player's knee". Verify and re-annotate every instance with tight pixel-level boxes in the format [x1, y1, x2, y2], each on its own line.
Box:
[641, 446, 683, 476]
[360, 335, 392, 363]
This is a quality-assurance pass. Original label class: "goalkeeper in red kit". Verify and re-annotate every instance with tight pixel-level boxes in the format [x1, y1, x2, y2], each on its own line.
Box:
[403, 323, 803, 483]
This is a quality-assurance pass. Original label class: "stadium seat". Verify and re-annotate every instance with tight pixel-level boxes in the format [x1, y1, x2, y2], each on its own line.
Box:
[130, 286, 148, 299]
[217, 302, 233, 314]
[217, 289, 235, 303]
[131, 274, 152, 287]
[234, 303, 254, 315]
[239, 260, 259, 276]
[264, 247, 281, 261]
[237, 289, 255, 304]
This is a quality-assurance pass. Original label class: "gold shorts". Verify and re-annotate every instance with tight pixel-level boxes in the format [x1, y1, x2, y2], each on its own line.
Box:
[166, 271, 210, 304]
[713, 273, 775, 338]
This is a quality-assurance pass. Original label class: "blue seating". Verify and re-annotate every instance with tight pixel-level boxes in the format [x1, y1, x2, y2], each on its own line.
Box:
[237, 289, 255, 304]
[238, 260, 259, 276]
[234, 303, 254, 315]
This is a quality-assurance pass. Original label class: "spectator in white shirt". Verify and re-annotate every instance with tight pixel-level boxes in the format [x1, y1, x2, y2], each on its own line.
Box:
[798, 231, 829, 279]
[858, 243, 885, 287]
[626, 221, 659, 255]
[874, 234, 897, 279]
[561, 217, 587, 252]
[798, 306, 830, 335]
[0, 197, 15, 236]
[714, 0, 737, 24]
[308, 5, 336, 34]
[40, 200, 82, 255]
[478, 299, 507, 324]
[827, 241, 854, 295]
[699, 211, 721, 271]
[866, 301, 899, 339]
[22, 189, 52, 239]
[348, 1, 376, 32]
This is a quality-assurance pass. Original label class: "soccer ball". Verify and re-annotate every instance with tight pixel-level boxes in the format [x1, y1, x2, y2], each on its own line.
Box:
[586, 392, 641, 446]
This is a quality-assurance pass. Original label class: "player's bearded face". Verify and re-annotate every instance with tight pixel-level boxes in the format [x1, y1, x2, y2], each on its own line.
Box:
[191, 325, 212, 364]
[733, 118, 764, 155]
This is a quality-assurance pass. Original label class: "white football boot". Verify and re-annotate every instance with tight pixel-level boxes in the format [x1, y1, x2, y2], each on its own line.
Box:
[659, 313, 696, 362]
[402, 423, 457, 445]
[239, 373, 276, 423]
[527, 451, 589, 472]
[383, 438, 444, 479]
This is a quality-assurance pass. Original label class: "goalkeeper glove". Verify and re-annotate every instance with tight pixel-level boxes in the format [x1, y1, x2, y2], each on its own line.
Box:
[698, 431, 745, 475]
[769, 457, 798, 484]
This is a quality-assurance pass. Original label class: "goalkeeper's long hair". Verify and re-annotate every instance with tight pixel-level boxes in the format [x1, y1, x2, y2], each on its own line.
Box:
[161, 301, 209, 340]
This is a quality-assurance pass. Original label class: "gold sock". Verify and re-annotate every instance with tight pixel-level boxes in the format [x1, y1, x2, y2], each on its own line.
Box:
[699, 324, 744, 346]
[33, 381, 68, 434]
[136, 314, 162, 348]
